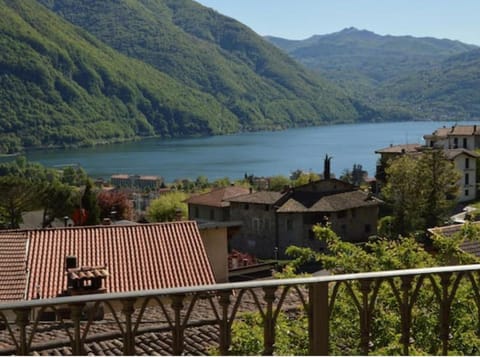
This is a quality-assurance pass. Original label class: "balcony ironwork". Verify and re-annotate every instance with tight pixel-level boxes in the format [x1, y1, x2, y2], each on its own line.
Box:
[1, 264, 480, 355]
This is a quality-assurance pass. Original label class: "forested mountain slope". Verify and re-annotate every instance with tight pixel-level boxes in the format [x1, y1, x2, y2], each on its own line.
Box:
[383, 49, 480, 119]
[0, 0, 378, 154]
[0, 0, 242, 153]
[267, 28, 478, 119]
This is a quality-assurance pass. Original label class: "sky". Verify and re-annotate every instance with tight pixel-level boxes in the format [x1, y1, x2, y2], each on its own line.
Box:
[194, 0, 480, 46]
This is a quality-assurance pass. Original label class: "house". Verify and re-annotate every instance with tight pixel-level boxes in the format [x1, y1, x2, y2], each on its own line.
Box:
[110, 174, 163, 190]
[228, 179, 382, 259]
[428, 221, 480, 260]
[375, 144, 479, 202]
[186, 186, 251, 221]
[0, 221, 217, 303]
[424, 124, 480, 150]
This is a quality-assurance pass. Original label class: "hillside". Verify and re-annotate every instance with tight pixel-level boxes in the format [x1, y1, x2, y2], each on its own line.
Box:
[0, 0, 244, 154]
[266, 27, 476, 87]
[266, 28, 478, 119]
[383, 48, 480, 119]
[0, 0, 377, 154]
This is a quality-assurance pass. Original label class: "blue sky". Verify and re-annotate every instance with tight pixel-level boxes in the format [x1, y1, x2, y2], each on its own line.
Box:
[195, 0, 480, 45]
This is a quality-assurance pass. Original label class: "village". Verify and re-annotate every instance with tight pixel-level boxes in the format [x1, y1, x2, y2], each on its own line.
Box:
[1, 123, 480, 355]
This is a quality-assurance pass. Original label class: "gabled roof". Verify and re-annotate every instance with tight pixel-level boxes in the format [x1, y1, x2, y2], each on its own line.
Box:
[428, 222, 480, 258]
[186, 186, 251, 207]
[443, 148, 480, 159]
[375, 143, 422, 154]
[425, 125, 480, 138]
[277, 190, 381, 213]
[0, 221, 215, 301]
[0, 232, 28, 301]
[227, 191, 284, 205]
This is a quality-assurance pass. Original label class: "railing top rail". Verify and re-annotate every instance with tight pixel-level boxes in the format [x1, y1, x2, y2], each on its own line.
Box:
[2, 264, 480, 311]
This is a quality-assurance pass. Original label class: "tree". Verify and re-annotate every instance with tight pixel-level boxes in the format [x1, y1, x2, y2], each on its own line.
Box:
[0, 176, 43, 228]
[340, 163, 367, 186]
[80, 180, 100, 225]
[268, 175, 291, 191]
[97, 190, 132, 221]
[146, 191, 188, 222]
[227, 223, 480, 355]
[381, 149, 460, 237]
[41, 180, 79, 227]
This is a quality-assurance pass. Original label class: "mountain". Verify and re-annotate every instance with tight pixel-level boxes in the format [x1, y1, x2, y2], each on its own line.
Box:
[383, 48, 480, 119]
[266, 28, 479, 119]
[266, 27, 476, 87]
[0, 0, 374, 154]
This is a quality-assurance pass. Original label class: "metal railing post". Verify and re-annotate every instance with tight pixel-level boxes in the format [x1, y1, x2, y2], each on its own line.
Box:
[263, 286, 277, 356]
[308, 282, 329, 356]
[122, 298, 137, 355]
[70, 303, 85, 355]
[219, 290, 232, 355]
[14, 307, 30, 356]
[171, 294, 185, 356]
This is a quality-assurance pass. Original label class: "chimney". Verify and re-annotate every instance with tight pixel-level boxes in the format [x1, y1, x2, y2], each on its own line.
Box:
[65, 256, 77, 291]
[65, 256, 77, 271]
[324, 154, 332, 180]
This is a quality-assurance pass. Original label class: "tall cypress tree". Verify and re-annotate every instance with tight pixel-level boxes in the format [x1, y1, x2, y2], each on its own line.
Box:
[81, 180, 100, 226]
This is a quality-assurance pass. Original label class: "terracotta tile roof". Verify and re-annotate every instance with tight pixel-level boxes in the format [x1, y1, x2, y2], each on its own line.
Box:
[0, 232, 28, 301]
[375, 143, 422, 154]
[4, 221, 216, 301]
[449, 125, 480, 136]
[227, 191, 284, 205]
[427, 125, 480, 138]
[443, 148, 480, 159]
[277, 190, 381, 213]
[186, 186, 251, 207]
[68, 266, 109, 280]
[428, 222, 480, 258]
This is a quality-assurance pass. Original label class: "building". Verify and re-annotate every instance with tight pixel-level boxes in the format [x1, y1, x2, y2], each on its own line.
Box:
[424, 124, 480, 150]
[227, 179, 382, 259]
[0, 221, 217, 303]
[186, 186, 251, 221]
[110, 174, 163, 190]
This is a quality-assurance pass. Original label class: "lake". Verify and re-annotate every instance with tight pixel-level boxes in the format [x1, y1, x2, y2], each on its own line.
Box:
[21, 121, 479, 182]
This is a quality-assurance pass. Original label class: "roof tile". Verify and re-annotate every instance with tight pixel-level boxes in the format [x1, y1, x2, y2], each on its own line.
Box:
[9, 221, 216, 300]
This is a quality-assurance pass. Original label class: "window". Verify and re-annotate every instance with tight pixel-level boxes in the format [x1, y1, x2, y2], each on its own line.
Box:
[465, 173, 469, 185]
[453, 138, 458, 148]
[252, 218, 260, 233]
[365, 224, 372, 234]
[463, 138, 468, 149]
[286, 219, 293, 231]
[465, 158, 470, 169]
[465, 189, 470, 197]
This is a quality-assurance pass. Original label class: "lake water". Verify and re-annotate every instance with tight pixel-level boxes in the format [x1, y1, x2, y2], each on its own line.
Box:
[21, 121, 479, 182]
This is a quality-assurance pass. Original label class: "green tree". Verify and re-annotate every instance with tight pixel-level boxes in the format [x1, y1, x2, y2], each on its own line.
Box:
[41, 181, 79, 227]
[0, 176, 43, 228]
[381, 149, 459, 237]
[228, 223, 480, 355]
[81, 180, 100, 225]
[146, 191, 188, 222]
[267, 175, 291, 191]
